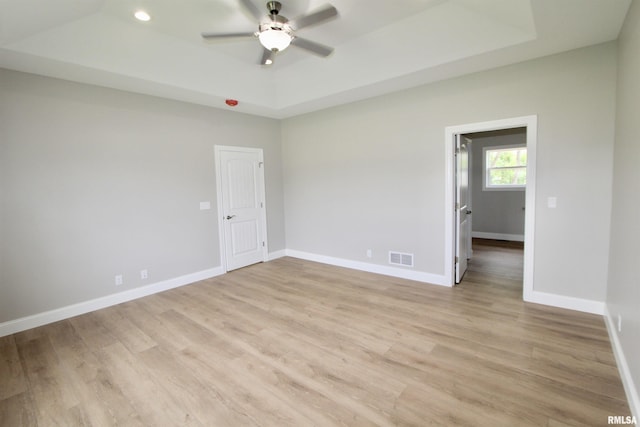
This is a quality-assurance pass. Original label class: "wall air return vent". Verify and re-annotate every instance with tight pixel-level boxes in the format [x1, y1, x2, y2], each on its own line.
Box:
[389, 251, 414, 267]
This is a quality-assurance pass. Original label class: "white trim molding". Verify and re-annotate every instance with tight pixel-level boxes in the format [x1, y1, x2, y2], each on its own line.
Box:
[285, 249, 448, 287]
[268, 249, 287, 261]
[284, 249, 607, 317]
[0, 267, 224, 338]
[524, 290, 605, 315]
[604, 306, 640, 420]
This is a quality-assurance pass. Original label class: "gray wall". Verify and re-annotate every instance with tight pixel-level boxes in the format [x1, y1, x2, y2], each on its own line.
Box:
[282, 42, 616, 302]
[0, 41, 624, 328]
[0, 69, 285, 322]
[608, 0, 640, 411]
[468, 130, 526, 239]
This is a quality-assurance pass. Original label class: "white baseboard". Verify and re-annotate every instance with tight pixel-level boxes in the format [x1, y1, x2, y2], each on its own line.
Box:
[285, 249, 449, 287]
[0, 254, 611, 339]
[0, 267, 224, 338]
[472, 232, 525, 242]
[267, 249, 287, 261]
[524, 289, 605, 315]
[604, 306, 639, 420]
[283, 250, 611, 316]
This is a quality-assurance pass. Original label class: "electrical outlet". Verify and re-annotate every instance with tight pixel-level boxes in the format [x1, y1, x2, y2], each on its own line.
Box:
[140, 269, 148, 280]
[618, 315, 622, 333]
[115, 275, 123, 286]
[366, 249, 372, 258]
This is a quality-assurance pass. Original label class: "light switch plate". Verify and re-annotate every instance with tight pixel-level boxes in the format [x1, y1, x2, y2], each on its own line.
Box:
[199, 201, 211, 210]
[547, 197, 557, 208]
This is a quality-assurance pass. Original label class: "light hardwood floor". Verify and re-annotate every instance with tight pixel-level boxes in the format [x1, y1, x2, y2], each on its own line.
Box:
[0, 240, 631, 426]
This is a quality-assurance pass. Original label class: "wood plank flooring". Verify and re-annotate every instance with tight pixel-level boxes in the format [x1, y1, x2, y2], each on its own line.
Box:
[0, 239, 631, 426]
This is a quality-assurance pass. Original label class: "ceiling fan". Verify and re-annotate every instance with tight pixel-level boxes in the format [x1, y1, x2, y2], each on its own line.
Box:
[201, 0, 338, 65]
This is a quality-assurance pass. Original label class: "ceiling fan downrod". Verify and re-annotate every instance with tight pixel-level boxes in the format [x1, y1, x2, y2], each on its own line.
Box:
[266, 1, 282, 16]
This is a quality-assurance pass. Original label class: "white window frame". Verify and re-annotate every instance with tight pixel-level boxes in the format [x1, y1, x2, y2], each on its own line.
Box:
[483, 144, 527, 191]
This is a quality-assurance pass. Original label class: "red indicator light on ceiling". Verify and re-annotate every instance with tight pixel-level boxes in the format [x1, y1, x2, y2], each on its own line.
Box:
[225, 99, 239, 107]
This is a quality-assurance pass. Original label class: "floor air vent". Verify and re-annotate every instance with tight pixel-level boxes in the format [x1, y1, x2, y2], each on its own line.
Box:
[389, 251, 414, 267]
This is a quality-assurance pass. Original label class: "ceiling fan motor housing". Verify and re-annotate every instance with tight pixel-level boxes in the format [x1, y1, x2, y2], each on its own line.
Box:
[262, 14, 288, 27]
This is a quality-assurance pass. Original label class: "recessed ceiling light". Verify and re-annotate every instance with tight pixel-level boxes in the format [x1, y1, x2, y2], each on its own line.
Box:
[134, 10, 151, 22]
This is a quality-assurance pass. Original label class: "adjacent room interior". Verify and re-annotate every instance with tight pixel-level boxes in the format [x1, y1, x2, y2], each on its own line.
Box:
[1, 0, 639, 425]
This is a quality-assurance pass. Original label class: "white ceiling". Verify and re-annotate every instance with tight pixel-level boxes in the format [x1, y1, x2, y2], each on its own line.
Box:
[0, 0, 632, 118]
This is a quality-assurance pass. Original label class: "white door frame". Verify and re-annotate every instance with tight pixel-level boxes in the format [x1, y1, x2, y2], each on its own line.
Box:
[214, 145, 269, 273]
[444, 115, 537, 301]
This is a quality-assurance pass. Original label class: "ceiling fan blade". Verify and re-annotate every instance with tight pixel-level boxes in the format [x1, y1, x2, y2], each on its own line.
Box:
[291, 37, 333, 57]
[260, 48, 275, 65]
[201, 31, 256, 40]
[238, 0, 263, 21]
[290, 4, 338, 30]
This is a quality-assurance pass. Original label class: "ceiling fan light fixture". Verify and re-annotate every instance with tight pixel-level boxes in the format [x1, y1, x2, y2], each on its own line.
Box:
[258, 27, 293, 52]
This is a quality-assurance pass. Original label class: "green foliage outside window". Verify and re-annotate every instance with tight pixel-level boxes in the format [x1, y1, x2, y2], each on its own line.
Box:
[485, 146, 527, 188]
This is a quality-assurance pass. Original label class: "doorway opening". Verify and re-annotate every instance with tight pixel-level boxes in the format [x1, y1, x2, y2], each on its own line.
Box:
[444, 116, 537, 301]
[463, 127, 527, 289]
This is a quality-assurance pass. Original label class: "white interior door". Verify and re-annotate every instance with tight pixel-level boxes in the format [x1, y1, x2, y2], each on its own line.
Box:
[455, 135, 472, 283]
[216, 147, 267, 272]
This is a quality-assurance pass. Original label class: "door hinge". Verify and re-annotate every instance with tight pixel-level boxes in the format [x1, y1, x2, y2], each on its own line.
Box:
[259, 162, 264, 168]
[455, 202, 460, 210]
[455, 256, 459, 263]
[262, 241, 265, 247]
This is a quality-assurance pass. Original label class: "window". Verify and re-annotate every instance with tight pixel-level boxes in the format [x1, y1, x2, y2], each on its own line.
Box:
[483, 145, 527, 190]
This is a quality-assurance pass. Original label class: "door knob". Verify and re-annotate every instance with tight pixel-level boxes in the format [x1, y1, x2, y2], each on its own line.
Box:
[466, 210, 472, 215]
[226, 215, 236, 220]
